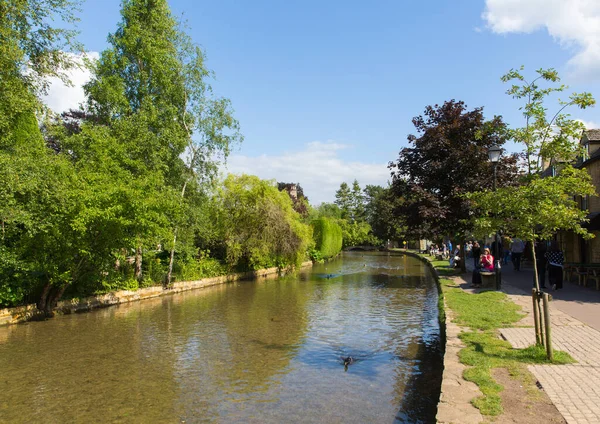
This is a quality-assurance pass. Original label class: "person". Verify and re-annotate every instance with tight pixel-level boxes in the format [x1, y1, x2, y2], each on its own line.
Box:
[472, 247, 494, 287]
[511, 237, 525, 271]
[502, 236, 512, 265]
[472, 241, 481, 269]
[534, 241, 548, 289]
[545, 241, 564, 290]
[480, 248, 495, 271]
[450, 244, 461, 268]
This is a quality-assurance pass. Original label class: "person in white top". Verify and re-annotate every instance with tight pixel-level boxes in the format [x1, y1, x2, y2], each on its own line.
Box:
[510, 237, 525, 271]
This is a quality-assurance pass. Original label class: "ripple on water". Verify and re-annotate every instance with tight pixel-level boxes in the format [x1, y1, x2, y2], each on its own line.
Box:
[0, 252, 441, 423]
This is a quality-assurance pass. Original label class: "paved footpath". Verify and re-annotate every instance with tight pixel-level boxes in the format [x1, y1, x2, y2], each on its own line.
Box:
[463, 259, 600, 424]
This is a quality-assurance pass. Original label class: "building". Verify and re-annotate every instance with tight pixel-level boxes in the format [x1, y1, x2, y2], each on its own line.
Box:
[561, 129, 600, 263]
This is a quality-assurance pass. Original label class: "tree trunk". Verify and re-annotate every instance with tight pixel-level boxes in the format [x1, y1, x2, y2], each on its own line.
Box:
[37, 283, 68, 317]
[37, 282, 51, 313]
[531, 239, 540, 292]
[165, 229, 177, 288]
[166, 180, 189, 288]
[460, 236, 467, 273]
[134, 245, 143, 281]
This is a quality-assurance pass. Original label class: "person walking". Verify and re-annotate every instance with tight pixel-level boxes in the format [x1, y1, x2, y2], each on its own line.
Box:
[546, 241, 564, 290]
[472, 241, 481, 269]
[511, 237, 525, 271]
[502, 236, 512, 265]
[534, 241, 548, 289]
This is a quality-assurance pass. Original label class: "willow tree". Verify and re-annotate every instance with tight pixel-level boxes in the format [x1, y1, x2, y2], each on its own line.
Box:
[468, 67, 596, 293]
[83, 0, 241, 285]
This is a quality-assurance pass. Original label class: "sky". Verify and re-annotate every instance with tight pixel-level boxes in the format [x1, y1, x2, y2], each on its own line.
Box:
[43, 0, 600, 204]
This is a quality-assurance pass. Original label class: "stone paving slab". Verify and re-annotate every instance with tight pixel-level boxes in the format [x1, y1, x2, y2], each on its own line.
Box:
[529, 364, 600, 424]
[498, 280, 600, 423]
[437, 303, 484, 424]
[501, 326, 600, 366]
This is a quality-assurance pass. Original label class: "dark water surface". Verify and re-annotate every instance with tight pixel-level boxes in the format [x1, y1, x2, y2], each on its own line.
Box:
[0, 252, 442, 423]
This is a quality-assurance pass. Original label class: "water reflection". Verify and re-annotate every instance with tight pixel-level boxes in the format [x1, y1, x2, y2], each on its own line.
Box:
[0, 252, 441, 423]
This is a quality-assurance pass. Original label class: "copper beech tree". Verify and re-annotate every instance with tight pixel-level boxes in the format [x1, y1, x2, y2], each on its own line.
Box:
[388, 100, 519, 248]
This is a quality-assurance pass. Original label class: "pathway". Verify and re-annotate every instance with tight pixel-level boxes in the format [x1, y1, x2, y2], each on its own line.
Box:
[462, 258, 600, 424]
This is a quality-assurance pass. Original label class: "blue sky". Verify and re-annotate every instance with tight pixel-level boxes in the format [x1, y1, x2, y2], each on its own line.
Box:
[44, 0, 600, 203]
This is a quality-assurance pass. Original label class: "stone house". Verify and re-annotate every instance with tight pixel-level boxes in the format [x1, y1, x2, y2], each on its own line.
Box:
[559, 129, 600, 263]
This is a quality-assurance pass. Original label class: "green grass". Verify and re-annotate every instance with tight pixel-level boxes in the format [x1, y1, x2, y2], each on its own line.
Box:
[443, 282, 523, 330]
[427, 257, 576, 417]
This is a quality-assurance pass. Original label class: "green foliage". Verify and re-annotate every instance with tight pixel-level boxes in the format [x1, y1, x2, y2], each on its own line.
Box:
[468, 166, 595, 242]
[212, 175, 313, 271]
[338, 219, 380, 248]
[501, 66, 595, 174]
[334, 182, 352, 219]
[468, 68, 597, 278]
[311, 217, 343, 259]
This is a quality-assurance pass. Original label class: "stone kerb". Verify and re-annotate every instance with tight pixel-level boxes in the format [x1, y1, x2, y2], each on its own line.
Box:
[0, 261, 313, 326]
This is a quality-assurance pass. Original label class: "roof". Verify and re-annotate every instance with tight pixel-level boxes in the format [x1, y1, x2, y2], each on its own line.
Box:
[584, 129, 600, 141]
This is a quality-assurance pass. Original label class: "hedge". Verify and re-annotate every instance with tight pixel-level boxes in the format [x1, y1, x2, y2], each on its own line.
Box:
[311, 218, 343, 259]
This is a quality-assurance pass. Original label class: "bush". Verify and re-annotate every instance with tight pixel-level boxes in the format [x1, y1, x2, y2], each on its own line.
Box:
[311, 217, 343, 258]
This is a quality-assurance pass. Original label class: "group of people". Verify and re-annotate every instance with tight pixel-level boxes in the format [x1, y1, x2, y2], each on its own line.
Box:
[468, 238, 565, 290]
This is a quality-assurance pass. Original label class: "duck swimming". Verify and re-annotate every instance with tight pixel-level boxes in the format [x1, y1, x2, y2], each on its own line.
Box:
[343, 356, 354, 367]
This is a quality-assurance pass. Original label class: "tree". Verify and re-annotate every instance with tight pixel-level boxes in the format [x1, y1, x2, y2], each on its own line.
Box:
[334, 182, 352, 219]
[363, 185, 405, 242]
[0, 0, 84, 312]
[82, 0, 241, 285]
[350, 179, 365, 221]
[388, 100, 519, 241]
[0, 0, 80, 144]
[278, 182, 310, 217]
[469, 67, 596, 293]
[212, 175, 312, 270]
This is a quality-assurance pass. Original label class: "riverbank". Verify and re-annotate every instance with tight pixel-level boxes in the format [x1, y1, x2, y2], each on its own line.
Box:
[414, 251, 572, 423]
[0, 261, 313, 326]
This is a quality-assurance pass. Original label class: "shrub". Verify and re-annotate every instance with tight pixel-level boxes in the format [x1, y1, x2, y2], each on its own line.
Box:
[311, 217, 343, 259]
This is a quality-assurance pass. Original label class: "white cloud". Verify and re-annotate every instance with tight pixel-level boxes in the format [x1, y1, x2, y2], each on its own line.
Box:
[482, 0, 600, 80]
[224, 141, 390, 204]
[42, 51, 99, 113]
[578, 119, 600, 129]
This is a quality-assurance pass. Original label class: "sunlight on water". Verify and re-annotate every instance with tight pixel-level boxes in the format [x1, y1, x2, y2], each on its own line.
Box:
[0, 252, 442, 423]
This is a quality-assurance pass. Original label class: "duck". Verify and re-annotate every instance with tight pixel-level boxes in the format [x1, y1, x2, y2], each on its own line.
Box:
[343, 356, 354, 366]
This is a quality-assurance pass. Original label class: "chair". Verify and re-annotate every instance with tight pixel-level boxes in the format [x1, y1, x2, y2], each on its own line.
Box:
[575, 266, 589, 286]
[587, 268, 600, 290]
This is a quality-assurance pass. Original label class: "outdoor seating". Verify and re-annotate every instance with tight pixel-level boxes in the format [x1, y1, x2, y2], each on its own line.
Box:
[480, 271, 495, 288]
[562, 263, 600, 290]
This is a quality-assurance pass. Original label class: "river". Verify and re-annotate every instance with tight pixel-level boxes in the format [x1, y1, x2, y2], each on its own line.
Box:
[0, 251, 442, 423]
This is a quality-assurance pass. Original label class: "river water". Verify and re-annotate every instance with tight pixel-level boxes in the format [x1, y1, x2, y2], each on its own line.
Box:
[0, 252, 442, 423]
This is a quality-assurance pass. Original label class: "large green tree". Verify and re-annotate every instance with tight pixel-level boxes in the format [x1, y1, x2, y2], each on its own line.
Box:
[0, 0, 84, 311]
[81, 0, 241, 285]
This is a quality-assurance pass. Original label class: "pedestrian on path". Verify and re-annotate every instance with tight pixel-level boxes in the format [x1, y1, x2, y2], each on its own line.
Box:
[471, 241, 481, 269]
[502, 235, 511, 265]
[511, 237, 525, 271]
[534, 241, 548, 289]
[546, 241, 564, 290]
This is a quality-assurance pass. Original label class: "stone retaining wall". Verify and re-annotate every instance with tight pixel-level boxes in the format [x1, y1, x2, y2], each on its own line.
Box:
[0, 261, 313, 326]
[401, 250, 483, 423]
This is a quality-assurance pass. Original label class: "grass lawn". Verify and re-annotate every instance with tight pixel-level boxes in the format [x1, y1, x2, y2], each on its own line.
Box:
[422, 253, 574, 416]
